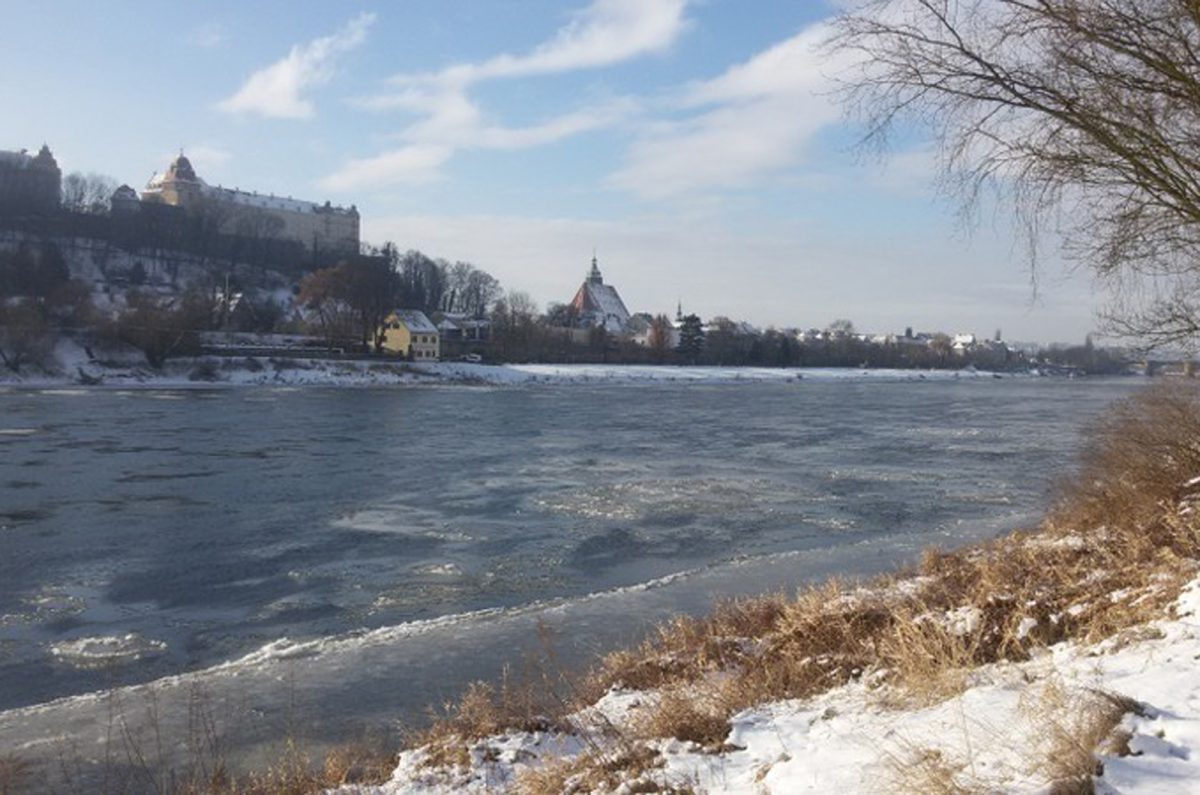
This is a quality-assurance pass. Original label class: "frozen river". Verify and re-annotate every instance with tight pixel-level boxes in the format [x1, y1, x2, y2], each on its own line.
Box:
[0, 375, 1142, 781]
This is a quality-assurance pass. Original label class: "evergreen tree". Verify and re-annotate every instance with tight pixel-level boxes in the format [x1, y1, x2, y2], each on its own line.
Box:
[676, 313, 704, 364]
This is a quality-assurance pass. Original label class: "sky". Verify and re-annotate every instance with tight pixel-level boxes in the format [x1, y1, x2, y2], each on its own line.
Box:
[0, 0, 1100, 343]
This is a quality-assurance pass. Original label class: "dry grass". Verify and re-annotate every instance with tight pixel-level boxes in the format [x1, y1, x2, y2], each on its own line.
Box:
[1025, 682, 1141, 794]
[74, 736, 394, 795]
[883, 681, 1141, 794]
[43, 685, 396, 795]
[417, 632, 576, 771]
[515, 741, 695, 795]
[632, 689, 731, 748]
[887, 745, 978, 795]
[218, 737, 395, 795]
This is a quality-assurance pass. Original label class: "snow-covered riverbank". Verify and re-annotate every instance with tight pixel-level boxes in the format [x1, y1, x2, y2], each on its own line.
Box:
[0, 343, 1019, 389]
[338, 577, 1200, 795]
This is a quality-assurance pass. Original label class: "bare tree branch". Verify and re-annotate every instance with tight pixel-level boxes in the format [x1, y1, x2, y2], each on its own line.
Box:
[832, 0, 1200, 348]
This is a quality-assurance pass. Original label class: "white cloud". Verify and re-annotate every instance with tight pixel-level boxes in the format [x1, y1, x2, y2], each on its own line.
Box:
[322, 0, 686, 191]
[318, 101, 634, 191]
[320, 145, 453, 191]
[470, 104, 635, 150]
[610, 23, 854, 200]
[390, 0, 688, 88]
[217, 13, 375, 120]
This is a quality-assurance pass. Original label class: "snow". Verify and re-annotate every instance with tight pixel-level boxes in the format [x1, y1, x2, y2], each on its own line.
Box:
[390, 310, 438, 334]
[208, 185, 354, 216]
[944, 604, 983, 636]
[0, 344, 1019, 390]
[582, 282, 632, 331]
[1016, 616, 1039, 640]
[335, 578, 1200, 794]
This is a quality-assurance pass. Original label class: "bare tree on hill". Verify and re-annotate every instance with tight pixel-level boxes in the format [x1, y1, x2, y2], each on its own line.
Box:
[649, 313, 674, 363]
[60, 172, 117, 214]
[298, 259, 399, 352]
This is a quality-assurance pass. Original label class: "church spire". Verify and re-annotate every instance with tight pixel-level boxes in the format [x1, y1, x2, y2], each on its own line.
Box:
[587, 252, 603, 284]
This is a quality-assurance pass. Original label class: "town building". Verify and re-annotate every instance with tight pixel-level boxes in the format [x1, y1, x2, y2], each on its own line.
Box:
[435, 312, 491, 342]
[110, 184, 141, 214]
[0, 145, 62, 213]
[568, 255, 631, 334]
[381, 310, 440, 361]
[140, 153, 359, 256]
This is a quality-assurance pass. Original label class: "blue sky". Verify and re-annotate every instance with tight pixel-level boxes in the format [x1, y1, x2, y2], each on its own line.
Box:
[1, 0, 1096, 342]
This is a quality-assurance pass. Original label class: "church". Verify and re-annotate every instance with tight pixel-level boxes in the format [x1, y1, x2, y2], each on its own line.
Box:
[139, 153, 360, 256]
[568, 255, 631, 334]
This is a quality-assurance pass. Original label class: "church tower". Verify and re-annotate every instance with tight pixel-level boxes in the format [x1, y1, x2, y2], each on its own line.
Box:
[587, 254, 603, 285]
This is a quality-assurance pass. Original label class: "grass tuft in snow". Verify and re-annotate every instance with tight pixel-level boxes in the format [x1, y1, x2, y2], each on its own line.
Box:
[1024, 681, 1139, 794]
[516, 742, 695, 795]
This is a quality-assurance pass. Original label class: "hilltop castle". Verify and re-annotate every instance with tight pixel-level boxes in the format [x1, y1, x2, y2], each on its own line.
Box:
[0, 145, 61, 213]
[137, 154, 360, 256]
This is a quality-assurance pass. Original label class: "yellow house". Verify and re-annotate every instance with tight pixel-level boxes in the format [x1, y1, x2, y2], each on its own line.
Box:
[381, 310, 440, 361]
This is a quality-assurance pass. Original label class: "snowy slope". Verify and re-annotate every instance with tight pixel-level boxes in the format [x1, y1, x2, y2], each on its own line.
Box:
[335, 579, 1200, 794]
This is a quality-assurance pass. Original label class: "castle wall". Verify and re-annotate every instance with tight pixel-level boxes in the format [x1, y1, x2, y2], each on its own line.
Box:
[140, 157, 359, 257]
[272, 207, 359, 257]
[0, 149, 62, 213]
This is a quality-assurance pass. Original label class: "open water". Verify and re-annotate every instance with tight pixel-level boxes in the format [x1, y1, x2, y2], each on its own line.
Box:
[0, 376, 1142, 780]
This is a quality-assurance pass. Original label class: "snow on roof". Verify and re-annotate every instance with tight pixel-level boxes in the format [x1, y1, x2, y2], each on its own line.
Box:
[583, 283, 630, 324]
[143, 158, 355, 216]
[392, 310, 437, 334]
[207, 186, 354, 215]
[440, 312, 490, 326]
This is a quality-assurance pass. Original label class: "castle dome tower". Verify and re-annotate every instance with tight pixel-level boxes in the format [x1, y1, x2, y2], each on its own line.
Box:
[165, 153, 199, 183]
[142, 151, 206, 207]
